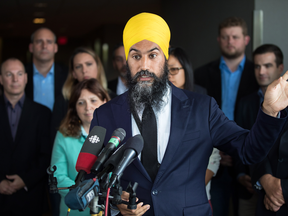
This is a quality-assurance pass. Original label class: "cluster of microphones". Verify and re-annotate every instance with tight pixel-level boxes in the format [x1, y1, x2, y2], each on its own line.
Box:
[47, 126, 144, 215]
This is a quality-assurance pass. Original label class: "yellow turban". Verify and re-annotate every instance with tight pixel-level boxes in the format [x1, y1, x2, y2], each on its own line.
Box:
[123, 12, 171, 60]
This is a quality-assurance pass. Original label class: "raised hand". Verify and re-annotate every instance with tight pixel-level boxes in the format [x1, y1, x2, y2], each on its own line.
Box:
[262, 71, 288, 117]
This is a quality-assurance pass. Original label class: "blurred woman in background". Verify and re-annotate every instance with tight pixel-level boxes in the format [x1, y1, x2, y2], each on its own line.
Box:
[168, 47, 206, 94]
[51, 79, 110, 216]
[51, 47, 115, 142]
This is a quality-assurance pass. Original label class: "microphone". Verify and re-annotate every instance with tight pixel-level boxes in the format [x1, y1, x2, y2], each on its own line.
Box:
[92, 128, 126, 173]
[74, 126, 106, 186]
[96, 140, 130, 181]
[65, 178, 99, 210]
[108, 135, 143, 188]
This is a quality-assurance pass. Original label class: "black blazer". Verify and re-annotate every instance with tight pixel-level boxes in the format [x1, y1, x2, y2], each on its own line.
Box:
[194, 58, 259, 179]
[25, 62, 68, 101]
[251, 117, 288, 215]
[194, 58, 259, 119]
[0, 96, 51, 214]
[234, 91, 260, 199]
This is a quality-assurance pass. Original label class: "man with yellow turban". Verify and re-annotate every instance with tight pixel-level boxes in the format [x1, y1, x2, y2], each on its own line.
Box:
[90, 12, 288, 215]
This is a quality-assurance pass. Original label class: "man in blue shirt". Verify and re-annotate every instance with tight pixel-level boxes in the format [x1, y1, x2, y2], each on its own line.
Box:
[25, 27, 68, 110]
[194, 17, 259, 216]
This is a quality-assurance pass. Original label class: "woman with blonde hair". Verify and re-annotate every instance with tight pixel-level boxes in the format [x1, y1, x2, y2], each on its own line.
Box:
[51, 47, 115, 141]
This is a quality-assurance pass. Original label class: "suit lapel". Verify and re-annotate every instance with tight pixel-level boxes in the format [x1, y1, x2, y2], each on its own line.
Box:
[209, 61, 222, 106]
[154, 86, 193, 185]
[111, 93, 132, 139]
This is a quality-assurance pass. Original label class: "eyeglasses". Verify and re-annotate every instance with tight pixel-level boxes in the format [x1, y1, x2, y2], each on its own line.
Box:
[168, 67, 183, 75]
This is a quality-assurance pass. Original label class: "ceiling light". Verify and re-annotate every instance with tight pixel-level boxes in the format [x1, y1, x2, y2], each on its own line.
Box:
[33, 18, 46, 24]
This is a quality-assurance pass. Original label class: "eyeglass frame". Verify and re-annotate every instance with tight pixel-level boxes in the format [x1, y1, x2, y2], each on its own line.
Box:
[168, 67, 184, 75]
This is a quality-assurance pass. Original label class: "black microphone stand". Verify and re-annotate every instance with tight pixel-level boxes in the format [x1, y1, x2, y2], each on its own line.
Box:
[47, 165, 139, 216]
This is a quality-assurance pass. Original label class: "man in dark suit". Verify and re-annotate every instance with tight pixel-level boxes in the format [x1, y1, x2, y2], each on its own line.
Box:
[235, 44, 287, 215]
[0, 58, 51, 215]
[235, 44, 284, 216]
[25, 27, 68, 111]
[90, 12, 288, 216]
[108, 43, 128, 95]
[194, 17, 259, 216]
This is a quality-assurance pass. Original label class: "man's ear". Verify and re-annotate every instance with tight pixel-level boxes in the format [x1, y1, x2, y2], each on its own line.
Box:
[24, 73, 28, 85]
[244, 35, 250, 46]
[54, 43, 58, 54]
[29, 43, 33, 53]
[278, 64, 284, 74]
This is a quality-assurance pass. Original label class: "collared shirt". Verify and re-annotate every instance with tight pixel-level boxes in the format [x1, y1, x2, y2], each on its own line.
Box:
[33, 63, 55, 111]
[219, 56, 246, 120]
[131, 85, 171, 164]
[81, 126, 88, 139]
[4, 93, 25, 140]
[116, 76, 128, 95]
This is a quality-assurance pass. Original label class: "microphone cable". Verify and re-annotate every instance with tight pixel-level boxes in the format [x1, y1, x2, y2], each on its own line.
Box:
[105, 187, 111, 216]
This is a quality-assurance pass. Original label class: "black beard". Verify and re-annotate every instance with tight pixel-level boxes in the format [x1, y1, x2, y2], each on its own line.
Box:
[126, 61, 169, 115]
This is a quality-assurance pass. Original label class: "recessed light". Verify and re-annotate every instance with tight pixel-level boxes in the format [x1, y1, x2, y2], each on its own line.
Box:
[33, 18, 46, 24]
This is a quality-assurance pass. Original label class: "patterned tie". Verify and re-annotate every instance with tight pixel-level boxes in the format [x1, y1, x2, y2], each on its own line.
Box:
[141, 105, 158, 181]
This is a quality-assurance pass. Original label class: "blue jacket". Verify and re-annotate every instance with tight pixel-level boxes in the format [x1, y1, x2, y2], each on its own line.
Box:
[90, 84, 286, 216]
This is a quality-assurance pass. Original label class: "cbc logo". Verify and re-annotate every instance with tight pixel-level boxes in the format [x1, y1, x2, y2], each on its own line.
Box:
[89, 135, 100, 144]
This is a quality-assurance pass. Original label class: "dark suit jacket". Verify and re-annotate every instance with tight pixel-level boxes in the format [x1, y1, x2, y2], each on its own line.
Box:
[0, 96, 51, 214]
[251, 116, 288, 215]
[235, 91, 260, 199]
[194, 58, 259, 180]
[25, 63, 68, 101]
[194, 58, 258, 119]
[90, 84, 286, 216]
[108, 78, 118, 94]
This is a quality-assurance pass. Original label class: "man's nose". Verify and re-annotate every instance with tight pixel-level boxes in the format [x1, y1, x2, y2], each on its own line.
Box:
[12, 74, 18, 82]
[140, 56, 150, 71]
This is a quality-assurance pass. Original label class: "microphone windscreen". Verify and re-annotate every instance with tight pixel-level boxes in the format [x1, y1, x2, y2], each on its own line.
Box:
[126, 134, 144, 155]
[112, 128, 126, 142]
[103, 134, 144, 168]
[76, 126, 106, 173]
